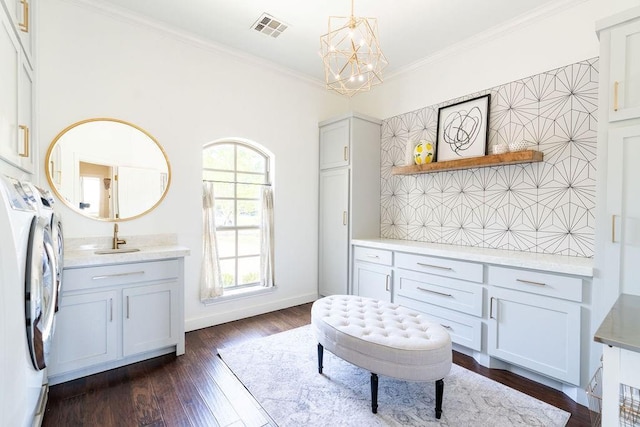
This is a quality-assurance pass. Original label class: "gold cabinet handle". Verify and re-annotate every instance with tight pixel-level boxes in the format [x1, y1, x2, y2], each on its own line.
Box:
[126, 296, 130, 319]
[343, 146, 348, 161]
[19, 0, 29, 33]
[612, 214, 618, 243]
[385, 275, 390, 292]
[490, 297, 495, 319]
[18, 125, 29, 157]
[441, 324, 452, 330]
[614, 81, 619, 112]
[516, 278, 546, 287]
[343, 211, 347, 225]
[366, 254, 380, 259]
[109, 298, 113, 322]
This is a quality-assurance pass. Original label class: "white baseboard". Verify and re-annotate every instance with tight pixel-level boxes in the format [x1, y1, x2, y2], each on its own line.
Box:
[185, 292, 318, 332]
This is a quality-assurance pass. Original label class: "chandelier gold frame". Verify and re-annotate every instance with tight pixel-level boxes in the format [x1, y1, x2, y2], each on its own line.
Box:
[320, 0, 388, 97]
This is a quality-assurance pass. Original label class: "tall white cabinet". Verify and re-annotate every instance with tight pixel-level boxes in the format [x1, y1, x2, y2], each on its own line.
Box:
[593, 6, 640, 327]
[0, 0, 35, 175]
[594, 7, 640, 426]
[318, 114, 381, 296]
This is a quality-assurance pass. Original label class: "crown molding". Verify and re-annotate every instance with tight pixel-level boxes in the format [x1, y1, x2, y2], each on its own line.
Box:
[385, 0, 589, 81]
[58, 0, 325, 89]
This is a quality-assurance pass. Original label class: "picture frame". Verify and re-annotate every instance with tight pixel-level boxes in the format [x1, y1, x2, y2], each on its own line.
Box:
[435, 94, 490, 162]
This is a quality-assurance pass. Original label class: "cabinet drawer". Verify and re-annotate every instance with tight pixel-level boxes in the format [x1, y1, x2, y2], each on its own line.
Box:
[353, 246, 392, 266]
[487, 266, 583, 302]
[63, 259, 180, 292]
[394, 269, 483, 317]
[396, 295, 482, 351]
[395, 252, 483, 283]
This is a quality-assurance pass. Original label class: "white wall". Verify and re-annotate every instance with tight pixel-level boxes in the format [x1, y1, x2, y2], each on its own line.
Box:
[350, 0, 640, 118]
[37, 0, 348, 330]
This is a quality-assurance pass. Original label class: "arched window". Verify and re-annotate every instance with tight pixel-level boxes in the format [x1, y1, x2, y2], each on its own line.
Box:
[203, 141, 272, 291]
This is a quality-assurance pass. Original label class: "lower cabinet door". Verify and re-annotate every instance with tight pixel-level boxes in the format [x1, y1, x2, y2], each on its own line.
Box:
[48, 290, 119, 376]
[487, 287, 581, 385]
[353, 261, 392, 302]
[122, 282, 178, 357]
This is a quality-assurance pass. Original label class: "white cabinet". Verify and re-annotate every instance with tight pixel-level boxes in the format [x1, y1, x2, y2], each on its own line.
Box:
[0, 0, 34, 174]
[318, 114, 381, 296]
[48, 290, 119, 375]
[48, 259, 185, 384]
[487, 287, 581, 385]
[352, 239, 593, 400]
[487, 266, 582, 385]
[122, 282, 179, 357]
[319, 119, 350, 170]
[594, 8, 640, 347]
[394, 256, 483, 352]
[352, 247, 392, 301]
[319, 168, 349, 296]
[1, 0, 34, 63]
[608, 19, 640, 122]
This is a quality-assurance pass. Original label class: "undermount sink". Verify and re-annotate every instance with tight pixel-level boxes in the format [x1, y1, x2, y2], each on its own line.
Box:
[94, 248, 141, 255]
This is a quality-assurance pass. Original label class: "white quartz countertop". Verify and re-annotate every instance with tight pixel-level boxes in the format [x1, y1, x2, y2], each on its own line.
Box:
[63, 234, 190, 268]
[594, 294, 640, 353]
[64, 245, 191, 268]
[351, 238, 593, 277]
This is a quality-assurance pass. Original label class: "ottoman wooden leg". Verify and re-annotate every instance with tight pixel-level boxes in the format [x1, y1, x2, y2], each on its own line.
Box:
[317, 343, 324, 374]
[371, 373, 378, 414]
[435, 378, 444, 419]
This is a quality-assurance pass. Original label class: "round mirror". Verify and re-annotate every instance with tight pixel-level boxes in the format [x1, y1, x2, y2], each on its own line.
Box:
[45, 118, 171, 221]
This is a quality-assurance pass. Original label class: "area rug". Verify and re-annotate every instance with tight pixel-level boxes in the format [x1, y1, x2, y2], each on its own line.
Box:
[218, 325, 570, 426]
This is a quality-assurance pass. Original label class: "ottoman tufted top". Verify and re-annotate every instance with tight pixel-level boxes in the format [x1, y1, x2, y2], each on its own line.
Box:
[311, 295, 452, 380]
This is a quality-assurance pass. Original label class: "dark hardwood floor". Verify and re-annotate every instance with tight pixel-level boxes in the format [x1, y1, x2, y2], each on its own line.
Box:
[43, 303, 591, 426]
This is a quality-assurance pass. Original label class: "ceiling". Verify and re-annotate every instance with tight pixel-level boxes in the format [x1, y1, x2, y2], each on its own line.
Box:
[95, 0, 564, 83]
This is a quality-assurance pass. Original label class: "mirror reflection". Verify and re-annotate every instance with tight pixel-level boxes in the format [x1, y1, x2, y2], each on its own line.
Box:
[46, 118, 170, 221]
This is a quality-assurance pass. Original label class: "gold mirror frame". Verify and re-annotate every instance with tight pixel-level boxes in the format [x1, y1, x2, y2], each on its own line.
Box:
[45, 118, 172, 222]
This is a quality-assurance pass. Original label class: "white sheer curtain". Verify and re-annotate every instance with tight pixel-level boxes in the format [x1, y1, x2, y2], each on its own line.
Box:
[260, 186, 275, 288]
[200, 182, 224, 300]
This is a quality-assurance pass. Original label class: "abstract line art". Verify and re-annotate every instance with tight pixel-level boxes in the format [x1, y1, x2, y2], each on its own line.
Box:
[437, 94, 490, 161]
[380, 58, 598, 258]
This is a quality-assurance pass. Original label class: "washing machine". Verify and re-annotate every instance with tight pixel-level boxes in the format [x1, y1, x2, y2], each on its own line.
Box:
[22, 183, 64, 311]
[0, 175, 58, 427]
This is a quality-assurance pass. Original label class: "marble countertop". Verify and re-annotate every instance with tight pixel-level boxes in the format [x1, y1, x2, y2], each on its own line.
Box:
[351, 238, 593, 277]
[594, 294, 640, 353]
[64, 233, 190, 268]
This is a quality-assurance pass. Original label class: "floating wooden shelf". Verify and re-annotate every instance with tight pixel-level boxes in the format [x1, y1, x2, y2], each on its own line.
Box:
[392, 150, 544, 175]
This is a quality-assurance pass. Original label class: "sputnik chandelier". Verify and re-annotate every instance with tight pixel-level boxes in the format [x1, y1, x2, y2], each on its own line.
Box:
[320, 0, 388, 97]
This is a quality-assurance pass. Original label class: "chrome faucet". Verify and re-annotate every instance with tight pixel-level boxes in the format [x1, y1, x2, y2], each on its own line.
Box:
[112, 223, 126, 249]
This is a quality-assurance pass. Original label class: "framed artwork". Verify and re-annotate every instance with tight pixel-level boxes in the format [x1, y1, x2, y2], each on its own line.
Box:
[436, 94, 490, 162]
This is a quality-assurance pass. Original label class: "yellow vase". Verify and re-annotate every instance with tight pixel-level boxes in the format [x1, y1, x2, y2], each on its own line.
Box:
[414, 141, 434, 165]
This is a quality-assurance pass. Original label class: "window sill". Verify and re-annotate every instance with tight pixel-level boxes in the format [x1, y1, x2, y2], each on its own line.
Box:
[201, 285, 276, 306]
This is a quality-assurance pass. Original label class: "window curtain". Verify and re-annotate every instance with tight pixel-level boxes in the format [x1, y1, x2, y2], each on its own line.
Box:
[200, 182, 224, 300]
[260, 186, 275, 288]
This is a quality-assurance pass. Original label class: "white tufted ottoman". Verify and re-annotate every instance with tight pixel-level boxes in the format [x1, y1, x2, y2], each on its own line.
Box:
[311, 295, 452, 418]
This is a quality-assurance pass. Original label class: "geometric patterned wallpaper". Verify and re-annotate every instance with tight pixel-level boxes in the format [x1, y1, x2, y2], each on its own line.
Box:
[380, 58, 598, 258]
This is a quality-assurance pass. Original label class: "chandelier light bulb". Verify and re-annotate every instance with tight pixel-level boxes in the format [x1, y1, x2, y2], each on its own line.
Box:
[349, 75, 355, 82]
[358, 74, 364, 82]
[359, 39, 365, 47]
[367, 63, 373, 70]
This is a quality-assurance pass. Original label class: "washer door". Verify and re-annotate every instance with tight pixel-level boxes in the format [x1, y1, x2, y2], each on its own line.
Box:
[25, 217, 57, 370]
[50, 212, 64, 312]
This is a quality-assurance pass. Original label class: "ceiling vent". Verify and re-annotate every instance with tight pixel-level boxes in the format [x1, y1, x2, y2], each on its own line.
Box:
[252, 13, 288, 38]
